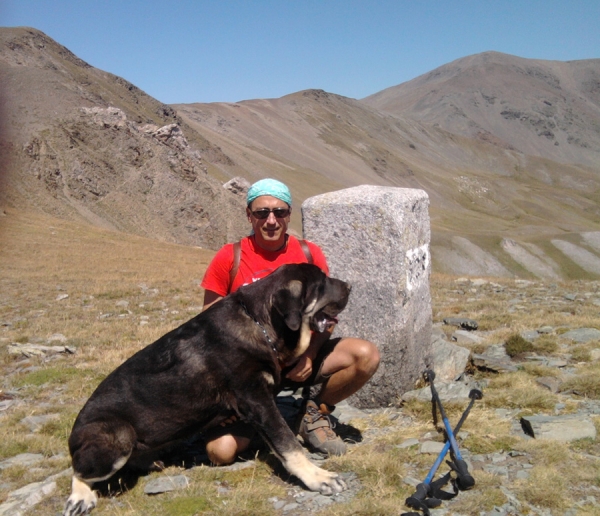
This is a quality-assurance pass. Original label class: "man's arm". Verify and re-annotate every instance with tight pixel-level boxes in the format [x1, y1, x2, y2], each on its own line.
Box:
[202, 289, 223, 311]
[285, 326, 334, 381]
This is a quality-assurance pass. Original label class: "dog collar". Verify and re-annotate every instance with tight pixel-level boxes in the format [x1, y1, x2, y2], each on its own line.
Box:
[239, 301, 278, 356]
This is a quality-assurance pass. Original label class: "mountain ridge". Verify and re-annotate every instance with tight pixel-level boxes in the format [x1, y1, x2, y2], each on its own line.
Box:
[2, 27, 600, 279]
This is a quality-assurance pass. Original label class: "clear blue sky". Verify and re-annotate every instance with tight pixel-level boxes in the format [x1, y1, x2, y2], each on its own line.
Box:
[2, 0, 599, 104]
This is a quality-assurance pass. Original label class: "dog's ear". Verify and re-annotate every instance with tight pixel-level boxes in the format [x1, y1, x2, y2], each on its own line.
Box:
[272, 280, 303, 331]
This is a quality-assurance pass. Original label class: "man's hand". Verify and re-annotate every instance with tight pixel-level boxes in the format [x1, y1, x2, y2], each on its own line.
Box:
[285, 355, 313, 382]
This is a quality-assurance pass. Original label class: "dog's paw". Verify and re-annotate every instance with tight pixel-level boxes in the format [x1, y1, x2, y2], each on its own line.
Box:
[306, 467, 347, 495]
[63, 477, 97, 516]
[63, 497, 96, 516]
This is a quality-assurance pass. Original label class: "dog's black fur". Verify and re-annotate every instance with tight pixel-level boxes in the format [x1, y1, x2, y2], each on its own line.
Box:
[64, 263, 350, 516]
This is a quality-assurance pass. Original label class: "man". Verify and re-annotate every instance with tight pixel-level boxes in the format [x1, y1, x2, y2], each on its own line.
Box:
[201, 178, 380, 465]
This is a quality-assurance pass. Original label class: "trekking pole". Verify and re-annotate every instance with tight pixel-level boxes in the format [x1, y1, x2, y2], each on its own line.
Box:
[403, 388, 482, 515]
[424, 369, 475, 491]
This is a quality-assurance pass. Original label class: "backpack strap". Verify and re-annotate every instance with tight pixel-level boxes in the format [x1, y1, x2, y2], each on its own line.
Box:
[298, 239, 314, 264]
[229, 241, 241, 292]
[228, 237, 314, 292]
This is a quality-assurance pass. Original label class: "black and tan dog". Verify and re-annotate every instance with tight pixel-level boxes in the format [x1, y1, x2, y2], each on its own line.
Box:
[64, 263, 350, 515]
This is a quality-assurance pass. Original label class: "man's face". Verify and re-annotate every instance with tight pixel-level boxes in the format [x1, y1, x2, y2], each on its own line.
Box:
[246, 195, 291, 248]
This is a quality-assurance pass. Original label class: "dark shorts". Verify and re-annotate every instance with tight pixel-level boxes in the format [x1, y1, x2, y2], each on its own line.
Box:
[204, 337, 341, 442]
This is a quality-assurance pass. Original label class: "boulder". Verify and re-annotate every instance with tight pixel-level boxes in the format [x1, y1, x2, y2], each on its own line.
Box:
[302, 185, 432, 407]
[432, 335, 471, 381]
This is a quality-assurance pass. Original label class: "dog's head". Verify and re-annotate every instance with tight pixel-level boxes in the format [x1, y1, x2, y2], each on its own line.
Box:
[270, 263, 351, 357]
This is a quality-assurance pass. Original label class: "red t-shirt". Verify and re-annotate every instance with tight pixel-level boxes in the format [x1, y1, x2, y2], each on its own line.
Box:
[201, 235, 329, 297]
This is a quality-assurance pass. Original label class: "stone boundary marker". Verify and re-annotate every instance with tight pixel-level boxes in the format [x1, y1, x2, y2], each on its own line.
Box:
[302, 185, 432, 408]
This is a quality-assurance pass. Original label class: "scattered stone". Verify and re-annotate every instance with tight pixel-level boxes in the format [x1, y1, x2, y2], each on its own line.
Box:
[535, 376, 563, 393]
[402, 381, 473, 403]
[537, 326, 554, 334]
[472, 344, 518, 373]
[0, 467, 70, 516]
[334, 400, 368, 424]
[520, 330, 540, 341]
[47, 333, 68, 343]
[223, 177, 251, 195]
[55, 294, 69, 301]
[20, 414, 60, 433]
[0, 453, 44, 470]
[443, 317, 478, 330]
[7, 343, 76, 358]
[144, 474, 190, 494]
[397, 438, 420, 449]
[115, 300, 129, 308]
[452, 329, 485, 345]
[216, 460, 257, 472]
[420, 441, 445, 454]
[519, 414, 596, 442]
[561, 328, 600, 343]
[431, 335, 471, 381]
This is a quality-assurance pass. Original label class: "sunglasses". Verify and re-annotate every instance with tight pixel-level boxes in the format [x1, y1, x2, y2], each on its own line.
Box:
[251, 208, 290, 219]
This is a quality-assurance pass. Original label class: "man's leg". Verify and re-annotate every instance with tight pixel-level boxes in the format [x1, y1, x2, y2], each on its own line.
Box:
[298, 337, 379, 456]
[318, 337, 380, 405]
[205, 434, 252, 466]
[204, 421, 256, 466]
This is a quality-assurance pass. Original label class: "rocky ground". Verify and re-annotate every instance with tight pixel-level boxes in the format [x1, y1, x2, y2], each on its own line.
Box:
[2, 274, 600, 515]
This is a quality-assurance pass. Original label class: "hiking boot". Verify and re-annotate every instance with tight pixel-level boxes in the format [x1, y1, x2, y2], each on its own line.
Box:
[298, 400, 347, 456]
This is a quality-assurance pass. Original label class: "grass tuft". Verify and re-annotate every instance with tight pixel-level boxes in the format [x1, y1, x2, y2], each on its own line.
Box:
[505, 333, 535, 357]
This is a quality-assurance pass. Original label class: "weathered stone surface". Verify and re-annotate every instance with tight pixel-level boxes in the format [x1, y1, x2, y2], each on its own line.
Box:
[302, 186, 432, 407]
[0, 467, 70, 516]
[472, 344, 518, 373]
[432, 334, 471, 381]
[420, 441, 445, 454]
[223, 176, 251, 195]
[0, 453, 44, 470]
[402, 381, 473, 403]
[443, 317, 479, 331]
[561, 328, 600, 343]
[144, 475, 190, 494]
[452, 329, 485, 345]
[7, 343, 76, 358]
[520, 414, 597, 442]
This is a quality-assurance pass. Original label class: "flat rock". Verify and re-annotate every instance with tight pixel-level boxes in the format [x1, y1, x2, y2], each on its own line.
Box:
[443, 317, 479, 330]
[7, 343, 76, 358]
[144, 475, 190, 494]
[0, 453, 44, 470]
[561, 328, 600, 343]
[452, 330, 484, 345]
[419, 441, 445, 454]
[20, 414, 60, 433]
[402, 381, 473, 403]
[520, 414, 596, 442]
[535, 376, 563, 393]
[472, 344, 518, 373]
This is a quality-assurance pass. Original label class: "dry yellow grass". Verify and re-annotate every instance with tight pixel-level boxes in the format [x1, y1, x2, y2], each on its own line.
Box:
[2, 210, 600, 515]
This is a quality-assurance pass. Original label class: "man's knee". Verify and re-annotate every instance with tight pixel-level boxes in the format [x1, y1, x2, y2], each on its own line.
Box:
[354, 339, 380, 376]
[340, 337, 380, 376]
[205, 435, 239, 466]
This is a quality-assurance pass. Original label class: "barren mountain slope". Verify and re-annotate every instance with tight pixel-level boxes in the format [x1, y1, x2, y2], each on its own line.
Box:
[363, 51, 600, 168]
[2, 28, 600, 278]
[176, 86, 600, 279]
[0, 27, 247, 249]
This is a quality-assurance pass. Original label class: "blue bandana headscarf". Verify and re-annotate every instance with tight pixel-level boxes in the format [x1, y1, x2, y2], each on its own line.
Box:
[246, 178, 292, 207]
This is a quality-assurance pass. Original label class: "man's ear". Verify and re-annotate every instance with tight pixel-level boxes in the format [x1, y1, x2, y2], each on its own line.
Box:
[271, 280, 303, 331]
